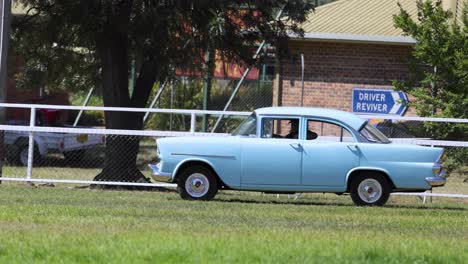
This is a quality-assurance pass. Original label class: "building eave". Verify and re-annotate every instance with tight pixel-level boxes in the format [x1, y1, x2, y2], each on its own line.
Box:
[290, 32, 416, 45]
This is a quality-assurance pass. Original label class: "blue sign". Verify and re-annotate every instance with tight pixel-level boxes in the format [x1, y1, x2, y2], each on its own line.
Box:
[352, 88, 408, 115]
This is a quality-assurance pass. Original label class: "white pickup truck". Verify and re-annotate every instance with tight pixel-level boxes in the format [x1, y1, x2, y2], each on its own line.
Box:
[5, 129, 105, 166]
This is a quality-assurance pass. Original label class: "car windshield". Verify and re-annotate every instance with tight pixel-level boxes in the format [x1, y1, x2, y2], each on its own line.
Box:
[232, 113, 257, 137]
[360, 123, 391, 144]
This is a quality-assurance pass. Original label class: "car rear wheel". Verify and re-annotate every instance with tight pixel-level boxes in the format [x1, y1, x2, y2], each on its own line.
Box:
[10, 140, 41, 166]
[177, 165, 218, 201]
[350, 173, 390, 206]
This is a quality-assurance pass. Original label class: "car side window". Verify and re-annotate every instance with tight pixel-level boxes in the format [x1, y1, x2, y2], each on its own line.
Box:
[261, 118, 300, 139]
[307, 120, 355, 142]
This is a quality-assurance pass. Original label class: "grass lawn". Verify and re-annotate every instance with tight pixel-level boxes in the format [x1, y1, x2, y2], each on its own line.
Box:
[0, 185, 467, 263]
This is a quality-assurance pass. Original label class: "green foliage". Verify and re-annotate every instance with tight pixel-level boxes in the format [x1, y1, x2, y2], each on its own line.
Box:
[317, 0, 339, 6]
[393, 0, 468, 174]
[13, 1, 315, 97]
[442, 148, 468, 176]
[144, 80, 204, 131]
[69, 90, 105, 126]
[393, 0, 468, 136]
[144, 78, 273, 133]
[10, 11, 100, 93]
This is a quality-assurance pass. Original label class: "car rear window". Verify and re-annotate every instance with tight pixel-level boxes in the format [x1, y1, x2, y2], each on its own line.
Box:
[360, 123, 391, 144]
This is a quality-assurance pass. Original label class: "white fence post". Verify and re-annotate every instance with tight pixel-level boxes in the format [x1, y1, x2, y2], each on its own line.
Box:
[190, 113, 196, 134]
[26, 106, 36, 183]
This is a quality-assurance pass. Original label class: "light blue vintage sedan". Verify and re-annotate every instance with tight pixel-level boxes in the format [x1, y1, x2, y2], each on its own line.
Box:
[149, 107, 446, 206]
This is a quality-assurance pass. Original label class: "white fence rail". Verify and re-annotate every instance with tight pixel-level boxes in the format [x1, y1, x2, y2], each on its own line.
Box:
[0, 103, 466, 202]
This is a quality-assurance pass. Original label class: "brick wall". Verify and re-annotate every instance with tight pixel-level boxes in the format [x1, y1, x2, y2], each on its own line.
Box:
[6, 54, 70, 123]
[276, 40, 417, 116]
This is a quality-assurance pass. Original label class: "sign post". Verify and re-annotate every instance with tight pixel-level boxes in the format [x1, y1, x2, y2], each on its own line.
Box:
[352, 88, 408, 116]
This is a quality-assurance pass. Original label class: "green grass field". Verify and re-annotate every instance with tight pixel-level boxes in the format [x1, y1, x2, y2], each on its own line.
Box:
[0, 185, 467, 263]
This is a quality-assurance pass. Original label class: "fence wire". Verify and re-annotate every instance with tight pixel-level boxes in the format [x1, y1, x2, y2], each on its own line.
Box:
[432, 146, 468, 195]
[1, 128, 466, 195]
[0, 106, 467, 198]
[1, 131, 158, 186]
[144, 78, 273, 133]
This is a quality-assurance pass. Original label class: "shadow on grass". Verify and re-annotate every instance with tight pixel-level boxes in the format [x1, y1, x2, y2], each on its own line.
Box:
[212, 196, 468, 211]
[215, 197, 352, 207]
[385, 203, 468, 211]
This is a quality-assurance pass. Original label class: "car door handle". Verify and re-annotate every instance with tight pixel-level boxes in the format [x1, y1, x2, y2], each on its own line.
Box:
[347, 144, 359, 151]
[290, 143, 302, 149]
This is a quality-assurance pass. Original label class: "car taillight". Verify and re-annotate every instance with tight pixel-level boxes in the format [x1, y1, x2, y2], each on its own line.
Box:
[432, 164, 442, 176]
[59, 140, 64, 151]
[437, 150, 444, 164]
[101, 135, 106, 144]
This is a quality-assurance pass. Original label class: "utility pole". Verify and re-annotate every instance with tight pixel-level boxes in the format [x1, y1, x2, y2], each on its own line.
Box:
[0, 0, 12, 182]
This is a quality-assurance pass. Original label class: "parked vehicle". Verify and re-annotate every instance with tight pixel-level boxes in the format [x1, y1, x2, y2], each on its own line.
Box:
[4, 119, 105, 166]
[149, 107, 446, 206]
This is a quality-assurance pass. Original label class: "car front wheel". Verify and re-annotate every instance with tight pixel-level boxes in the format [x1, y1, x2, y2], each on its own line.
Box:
[350, 173, 390, 206]
[177, 165, 218, 201]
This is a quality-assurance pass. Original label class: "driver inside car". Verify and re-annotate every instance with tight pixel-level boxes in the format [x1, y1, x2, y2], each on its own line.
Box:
[285, 119, 318, 140]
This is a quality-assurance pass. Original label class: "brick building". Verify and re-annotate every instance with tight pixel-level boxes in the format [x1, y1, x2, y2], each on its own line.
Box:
[273, 0, 464, 116]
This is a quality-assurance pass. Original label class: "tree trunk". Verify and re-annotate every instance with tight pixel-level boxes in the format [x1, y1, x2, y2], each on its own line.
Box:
[92, 4, 159, 187]
[94, 112, 146, 183]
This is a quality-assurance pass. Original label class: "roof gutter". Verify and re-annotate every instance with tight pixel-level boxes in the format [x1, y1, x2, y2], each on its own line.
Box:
[290, 32, 416, 45]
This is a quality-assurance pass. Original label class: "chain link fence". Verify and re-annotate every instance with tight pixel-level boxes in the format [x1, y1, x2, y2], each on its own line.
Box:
[1, 133, 158, 186]
[369, 118, 467, 195]
[143, 78, 273, 133]
[0, 104, 466, 198]
[432, 146, 467, 195]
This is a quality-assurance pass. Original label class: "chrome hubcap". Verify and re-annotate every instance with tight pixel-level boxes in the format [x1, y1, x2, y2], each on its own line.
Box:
[185, 173, 209, 198]
[357, 179, 382, 203]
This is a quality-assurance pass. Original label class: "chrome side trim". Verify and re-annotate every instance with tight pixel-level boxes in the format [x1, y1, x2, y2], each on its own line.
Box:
[425, 176, 446, 187]
[346, 167, 391, 183]
[171, 158, 218, 182]
[148, 164, 172, 183]
[171, 153, 236, 159]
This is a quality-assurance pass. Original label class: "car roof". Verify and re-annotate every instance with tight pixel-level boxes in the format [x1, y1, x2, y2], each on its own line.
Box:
[255, 107, 367, 131]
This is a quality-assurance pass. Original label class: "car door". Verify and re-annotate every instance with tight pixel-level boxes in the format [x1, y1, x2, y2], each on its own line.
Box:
[301, 119, 360, 187]
[240, 117, 302, 186]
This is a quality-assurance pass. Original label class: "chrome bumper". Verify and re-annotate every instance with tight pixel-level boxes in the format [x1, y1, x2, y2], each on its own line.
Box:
[425, 176, 446, 187]
[148, 164, 172, 183]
